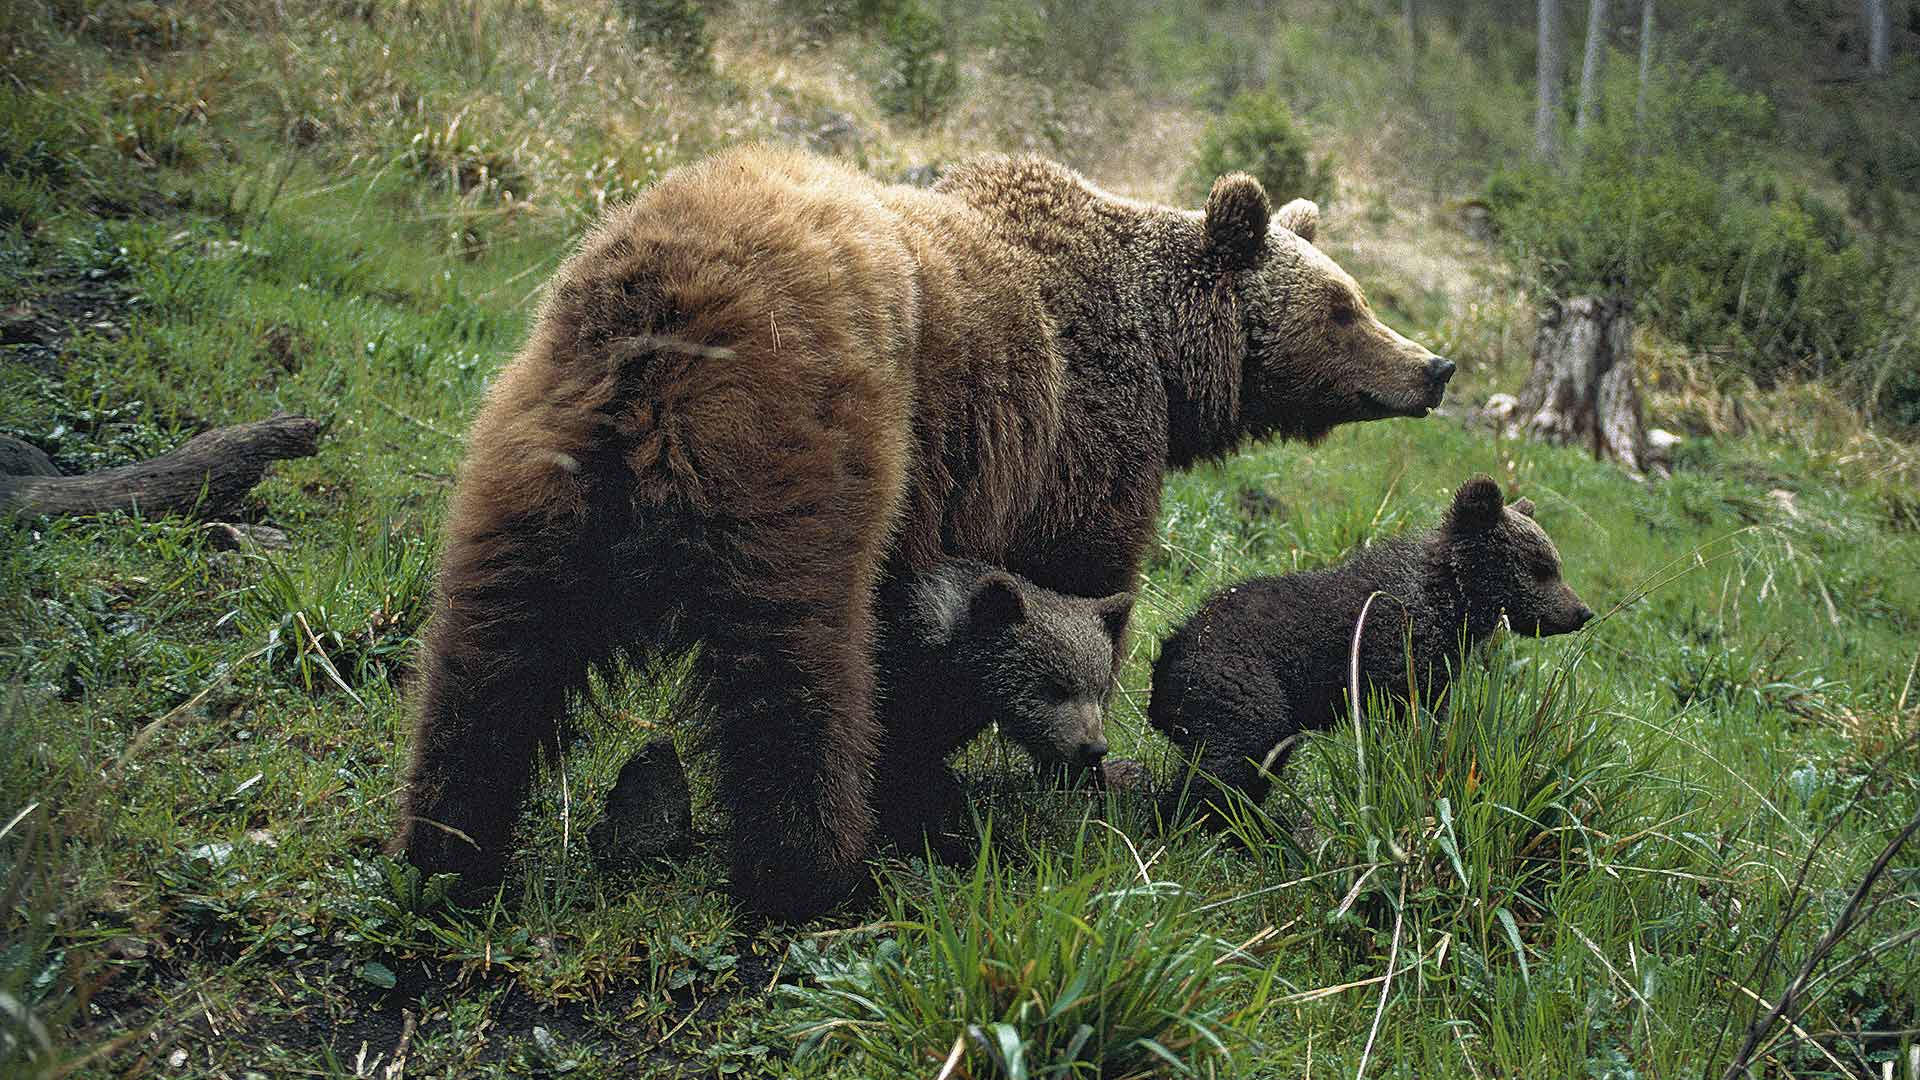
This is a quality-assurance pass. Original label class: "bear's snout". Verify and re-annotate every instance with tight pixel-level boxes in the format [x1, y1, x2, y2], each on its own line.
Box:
[1075, 739, 1109, 769]
[1571, 603, 1595, 628]
[1427, 356, 1456, 391]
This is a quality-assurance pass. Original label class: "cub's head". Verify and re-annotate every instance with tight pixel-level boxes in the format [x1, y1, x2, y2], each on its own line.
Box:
[953, 571, 1133, 775]
[1441, 475, 1594, 638]
[1199, 172, 1454, 444]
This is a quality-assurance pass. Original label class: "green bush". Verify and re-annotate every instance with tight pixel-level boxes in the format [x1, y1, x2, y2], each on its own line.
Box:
[1486, 62, 1915, 395]
[987, 0, 1140, 89]
[874, 0, 961, 127]
[1182, 91, 1336, 208]
[616, 0, 712, 75]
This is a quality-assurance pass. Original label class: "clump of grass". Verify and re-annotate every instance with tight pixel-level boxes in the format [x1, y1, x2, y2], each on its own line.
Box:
[1223, 633, 1653, 980]
[781, 820, 1260, 1077]
[235, 523, 432, 694]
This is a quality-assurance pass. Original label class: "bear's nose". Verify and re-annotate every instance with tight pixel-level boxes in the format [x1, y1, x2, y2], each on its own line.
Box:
[1573, 604, 1595, 627]
[1426, 356, 1456, 386]
[1075, 740, 1108, 768]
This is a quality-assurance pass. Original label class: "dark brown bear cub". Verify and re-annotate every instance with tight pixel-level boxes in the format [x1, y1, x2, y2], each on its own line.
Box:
[873, 559, 1131, 859]
[1148, 476, 1593, 815]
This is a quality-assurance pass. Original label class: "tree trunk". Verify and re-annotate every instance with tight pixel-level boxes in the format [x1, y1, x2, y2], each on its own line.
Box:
[1404, 0, 1425, 55]
[1575, 0, 1610, 145]
[1535, 0, 1565, 162]
[1635, 0, 1654, 123]
[1864, 0, 1891, 75]
[1517, 297, 1651, 475]
[0, 415, 323, 519]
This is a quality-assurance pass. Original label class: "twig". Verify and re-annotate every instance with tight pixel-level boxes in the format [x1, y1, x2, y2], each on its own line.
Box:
[1725, 982, 1856, 1078]
[1354, 873, 1407, 1080]
[117, 643, 272, 770]
[1721, 751, 1920, 1080]
[371, 397, 461, 442]
[932, 1033, 966, 1080]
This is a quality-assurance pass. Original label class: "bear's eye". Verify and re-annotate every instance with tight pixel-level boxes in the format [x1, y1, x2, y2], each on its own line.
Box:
[1331, 303, 1358, 328]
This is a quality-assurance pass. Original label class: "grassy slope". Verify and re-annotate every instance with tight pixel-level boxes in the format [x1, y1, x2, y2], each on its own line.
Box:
[3, 3, 1918, 1077]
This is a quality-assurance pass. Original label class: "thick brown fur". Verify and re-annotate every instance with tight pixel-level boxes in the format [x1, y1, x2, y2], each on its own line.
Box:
[1148, 476, 1594, 821]
[394, 146, 1453, 919]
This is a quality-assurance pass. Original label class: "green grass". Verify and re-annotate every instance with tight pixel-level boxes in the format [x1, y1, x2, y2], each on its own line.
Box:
[4, 2, 1919, 1077]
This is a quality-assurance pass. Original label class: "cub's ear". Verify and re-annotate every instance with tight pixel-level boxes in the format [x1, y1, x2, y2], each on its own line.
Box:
[1093, 591, 1134, 644]
[1275, 197, 1319, 242]
[1447, 474, 1506, 533]
[1511, 496, 1536, 518]
[1203, 173, 1271, 271]
[968, 572, 1027, 628]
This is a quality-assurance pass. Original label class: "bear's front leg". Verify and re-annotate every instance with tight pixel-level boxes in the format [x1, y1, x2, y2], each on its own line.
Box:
[870, 750, 974, 865]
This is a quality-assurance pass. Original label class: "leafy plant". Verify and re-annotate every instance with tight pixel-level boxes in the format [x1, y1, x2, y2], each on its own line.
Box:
[1182, 91, 1336, 208]
[874, 0, 961, 128]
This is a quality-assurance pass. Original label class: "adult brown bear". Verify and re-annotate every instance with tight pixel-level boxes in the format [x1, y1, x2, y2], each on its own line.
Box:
[393, 146, 1453, 919]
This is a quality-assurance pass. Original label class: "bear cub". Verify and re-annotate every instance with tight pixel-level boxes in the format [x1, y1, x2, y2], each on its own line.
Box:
[1148, 475, 1593, 817]
[873, 558, 1132, 857]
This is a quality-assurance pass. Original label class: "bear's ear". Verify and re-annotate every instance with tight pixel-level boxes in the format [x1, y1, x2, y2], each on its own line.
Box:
[1275, 197, 1319, 242]
[1447, 474, 1506, 533]
[1511, 496, 1536, 518]
[1203, 173, 1271, 271]
[968, 572, 1027, 629]
[1094, 591, 1134, 645]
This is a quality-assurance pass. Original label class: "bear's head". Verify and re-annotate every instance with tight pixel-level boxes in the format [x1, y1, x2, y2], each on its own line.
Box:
[1200, 173, 1455, 444]
[1441, 475, 1594, 637]
[953, 571, 1133, 774]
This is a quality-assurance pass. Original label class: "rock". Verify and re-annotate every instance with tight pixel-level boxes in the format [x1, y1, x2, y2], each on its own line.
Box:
[1453, 198, 1497, 244]
[0, 435, 59, 477]
[1098, 758, 1152, 794]
[1646, 427, 1682, 469]
[589, 741, 694, 870]
[203, 522, 292, 551]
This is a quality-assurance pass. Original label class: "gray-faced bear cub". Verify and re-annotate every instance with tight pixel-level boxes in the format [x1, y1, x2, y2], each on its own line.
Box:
[873, 558, 1132, 858]
[1148, 475, 1593, 817]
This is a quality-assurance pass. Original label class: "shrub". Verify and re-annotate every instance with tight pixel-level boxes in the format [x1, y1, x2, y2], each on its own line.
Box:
[987, 0, 1140, 89]
[874, 0, 960, 127]
[1486, 61, 1915, 398]
[616, 0, 712, 76]
[1182, 91, 1335, 208]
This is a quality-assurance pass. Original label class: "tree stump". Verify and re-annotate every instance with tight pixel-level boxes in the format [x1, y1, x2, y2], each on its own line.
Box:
[0, 415, 323, 520]
[1516, 296, 1651, 475]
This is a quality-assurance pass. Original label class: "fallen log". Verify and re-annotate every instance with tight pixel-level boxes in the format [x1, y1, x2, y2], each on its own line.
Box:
[0, 415, 322, 520]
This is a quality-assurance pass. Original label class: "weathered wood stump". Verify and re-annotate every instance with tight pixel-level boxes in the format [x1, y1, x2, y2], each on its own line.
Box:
[1516, 295, 1651, 475]
[0, 415, 322, 520]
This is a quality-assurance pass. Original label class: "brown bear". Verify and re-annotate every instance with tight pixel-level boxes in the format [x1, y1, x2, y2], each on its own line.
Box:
[872, 558, 1131, 860]
[393, 145, 1454, 919]
[1148, 475, 1593, 818]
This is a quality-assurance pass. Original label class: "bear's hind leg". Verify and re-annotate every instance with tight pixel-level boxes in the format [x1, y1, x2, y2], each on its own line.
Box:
[395, 502, 619, 897]
[698, 590, 884, 920]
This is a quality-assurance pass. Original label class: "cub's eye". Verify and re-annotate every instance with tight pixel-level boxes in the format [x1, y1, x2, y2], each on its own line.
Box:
[1331, 304, 1358, 327]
